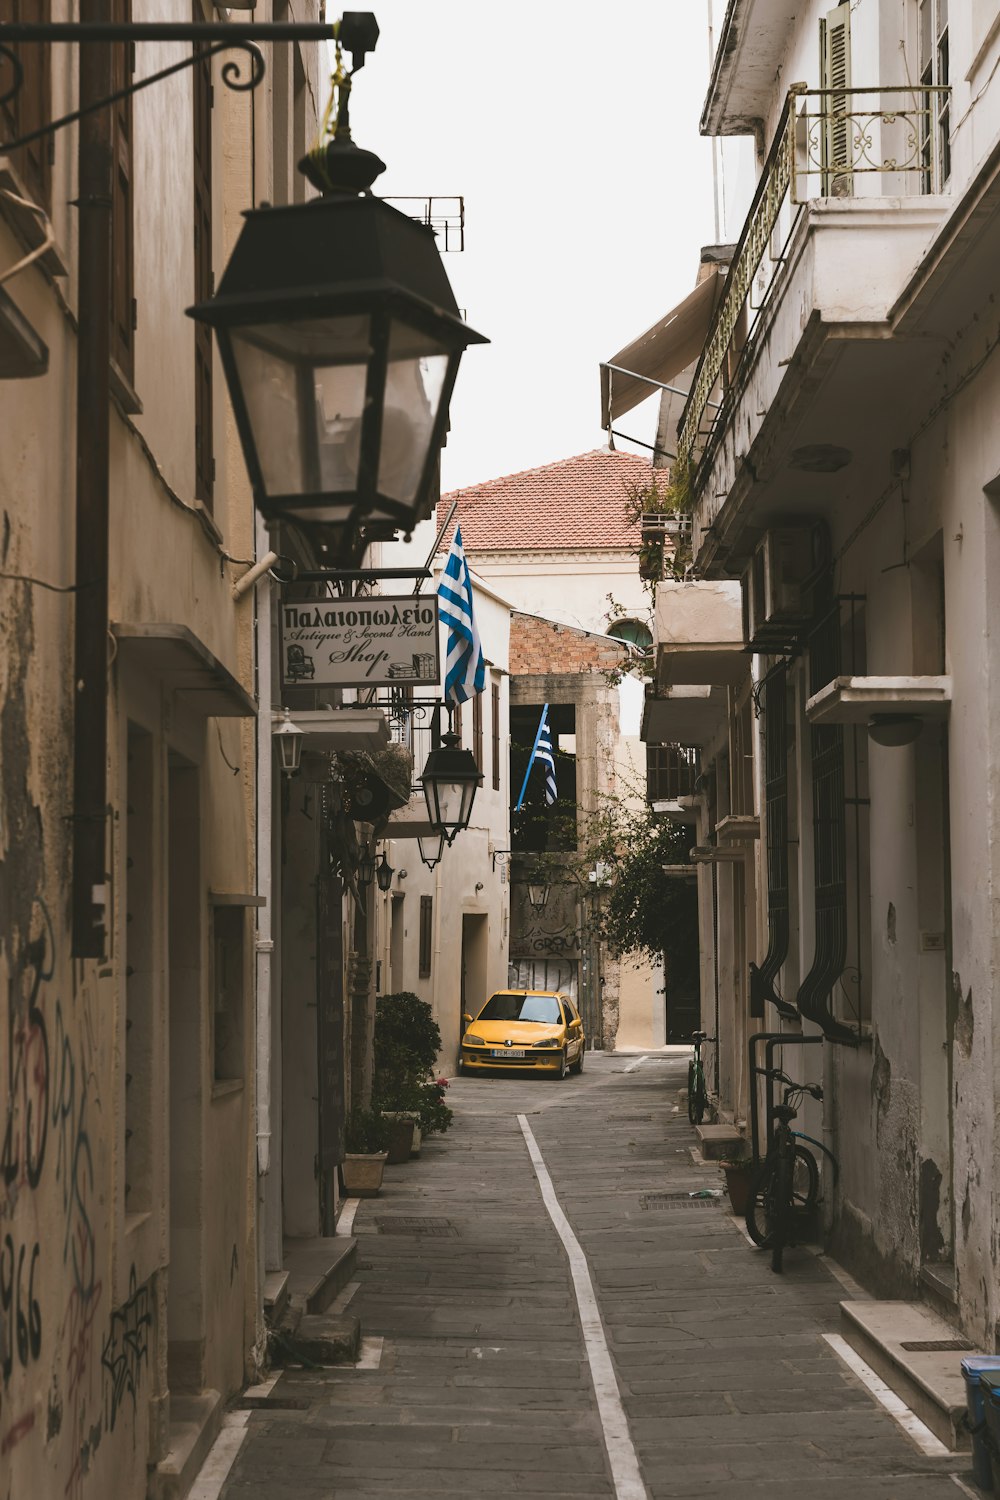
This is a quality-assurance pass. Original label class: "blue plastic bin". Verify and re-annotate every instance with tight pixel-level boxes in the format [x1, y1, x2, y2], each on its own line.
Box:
[977, 1369, 1000, 1491]
[963, 1359, 1000, 1489]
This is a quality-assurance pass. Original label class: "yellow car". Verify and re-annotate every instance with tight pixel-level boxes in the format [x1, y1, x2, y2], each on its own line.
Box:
[459, 990, 586, 1079]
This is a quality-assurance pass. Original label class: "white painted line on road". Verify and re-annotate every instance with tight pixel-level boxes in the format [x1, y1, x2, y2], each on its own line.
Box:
[951, 1472, 980, 1498]
[355, 1336, 384, 1369]
[822, 1334, 951, 1457]
[187, 1423, 249, 1500]
[518, 1113, 648, 1500]
[338, 1196, 361, 1235]
[623, 1056, 647, 1074]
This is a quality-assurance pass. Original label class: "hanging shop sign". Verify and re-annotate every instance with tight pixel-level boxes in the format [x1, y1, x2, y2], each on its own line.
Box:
[280, 596, 440, 689]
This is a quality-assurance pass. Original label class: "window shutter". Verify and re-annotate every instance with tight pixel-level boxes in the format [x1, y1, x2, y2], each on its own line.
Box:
[0, 0, 52, 210]
[110, 0, 135, 381]
[473, 692, 483, 775]
[419, 895, 433, 979]
[820, 2, 852, 193]
[491, 679, 500, 791]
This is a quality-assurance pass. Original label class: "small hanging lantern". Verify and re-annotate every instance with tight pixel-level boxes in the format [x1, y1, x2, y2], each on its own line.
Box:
[375, 851, 395, 891]
[417, 831, 445, 870]
[357, 846, 376, 886]
[273, 708, 305, 776]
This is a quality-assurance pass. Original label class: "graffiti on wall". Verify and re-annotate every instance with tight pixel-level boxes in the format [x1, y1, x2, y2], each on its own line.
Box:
[100, 1267, 151, 1435]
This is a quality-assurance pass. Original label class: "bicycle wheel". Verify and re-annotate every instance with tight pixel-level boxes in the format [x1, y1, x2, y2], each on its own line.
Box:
[745, 1146, 817, 1247]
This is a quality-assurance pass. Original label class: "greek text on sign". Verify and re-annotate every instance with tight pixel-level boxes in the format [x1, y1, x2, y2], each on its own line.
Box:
[281, 596, 440, 689]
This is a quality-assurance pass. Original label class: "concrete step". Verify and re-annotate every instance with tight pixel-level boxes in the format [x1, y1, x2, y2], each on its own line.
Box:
[150, 1389, 222, 1500]
[263, 1270, 290, 1328]
[694, 1123, 744, 1160]
[283, 1235, 357, 1315]
[840, 1300, 980, 1450]
[271, 1312, 361, 1368]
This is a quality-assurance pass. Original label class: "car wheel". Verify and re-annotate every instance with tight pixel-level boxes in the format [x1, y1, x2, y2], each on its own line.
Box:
[571, 1042, 584, 1074]
[557, 1049, 569, 1080]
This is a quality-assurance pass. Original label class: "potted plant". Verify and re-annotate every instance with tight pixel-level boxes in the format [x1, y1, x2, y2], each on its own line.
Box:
[719, 1153, 755, 1215]
[342, 1108, 390, 1197]
[373, 993, 449, 1160]
[374, 1076, 425, 1162]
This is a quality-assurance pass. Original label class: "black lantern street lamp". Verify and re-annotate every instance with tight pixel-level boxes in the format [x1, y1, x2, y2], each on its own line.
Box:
[526, 878, 550, 914]
[187, 26, 486, 544]
[357, 846, 376, 886]
[417, 831, 445, 870]
[375, 851, 395, 891]
[420, 729, 482, 846]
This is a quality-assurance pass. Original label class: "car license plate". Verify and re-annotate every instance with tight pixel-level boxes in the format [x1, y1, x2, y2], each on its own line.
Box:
[491, 1048, 525, 1058]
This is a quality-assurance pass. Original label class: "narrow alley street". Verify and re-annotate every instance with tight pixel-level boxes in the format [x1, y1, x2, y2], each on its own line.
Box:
[213, 1055, 967, 1500]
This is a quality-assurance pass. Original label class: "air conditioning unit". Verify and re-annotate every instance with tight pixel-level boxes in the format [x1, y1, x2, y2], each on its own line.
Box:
[743, 524, 819, 648]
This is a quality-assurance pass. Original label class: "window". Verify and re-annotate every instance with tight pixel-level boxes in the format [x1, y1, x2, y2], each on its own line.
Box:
[472, 691, 483, 775]
[606, 618, 652, 656]
[646, 744, 698, 802]
[193, 22, 214, 504]
[511, 703, 577, 852]
[491, 677, 501, 791]
[419, 894, 433, 978]
[0, 0, 52, 210]
[110, 0, 135, 383]
[212, 905, 245, 1081]
[919, 0, 950, 190]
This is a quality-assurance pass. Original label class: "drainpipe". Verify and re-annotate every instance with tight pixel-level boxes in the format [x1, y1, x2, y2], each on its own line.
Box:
[72, 5, 112, 957]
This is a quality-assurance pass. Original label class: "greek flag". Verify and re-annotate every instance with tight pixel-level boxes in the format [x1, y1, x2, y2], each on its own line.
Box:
[439, 525, 485, 705]
[515, 704, 558, 810]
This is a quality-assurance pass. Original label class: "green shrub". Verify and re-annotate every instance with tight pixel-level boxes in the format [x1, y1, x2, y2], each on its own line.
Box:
[344, 1107, 390, 1154]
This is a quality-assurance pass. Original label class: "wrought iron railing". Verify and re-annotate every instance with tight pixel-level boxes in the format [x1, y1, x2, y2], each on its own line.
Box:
[677, 84, 951, 466]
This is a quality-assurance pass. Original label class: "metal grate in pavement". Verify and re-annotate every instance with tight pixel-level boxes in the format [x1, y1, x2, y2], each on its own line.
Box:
[374, 1216, 458, 1236]
[639, 1192, 723, 1210]
[900, 1339, 974, 1352]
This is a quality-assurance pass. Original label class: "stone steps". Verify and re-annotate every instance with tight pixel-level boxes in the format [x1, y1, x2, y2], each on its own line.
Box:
[840, 1299, 978, 1450]
[266, 1236, 361, 1369]
[150, 1389, 222, 1500]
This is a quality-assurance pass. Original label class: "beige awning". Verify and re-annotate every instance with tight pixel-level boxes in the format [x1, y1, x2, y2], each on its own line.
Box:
[600, 268, 725, 428]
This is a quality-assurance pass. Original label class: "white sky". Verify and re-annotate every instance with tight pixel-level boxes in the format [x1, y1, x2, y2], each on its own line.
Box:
[346, 1, 722, 492]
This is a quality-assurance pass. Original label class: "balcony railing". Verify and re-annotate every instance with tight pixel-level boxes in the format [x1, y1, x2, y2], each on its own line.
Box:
[677, 84, 951, 467]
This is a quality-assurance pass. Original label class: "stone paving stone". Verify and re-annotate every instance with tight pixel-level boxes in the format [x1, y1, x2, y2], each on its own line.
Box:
[219, 1055, 967, 1500]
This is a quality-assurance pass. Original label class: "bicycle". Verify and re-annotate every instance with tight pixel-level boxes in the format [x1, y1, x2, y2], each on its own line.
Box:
[745, 1069, 838, 1271]
[687, 1031, 714, 1126]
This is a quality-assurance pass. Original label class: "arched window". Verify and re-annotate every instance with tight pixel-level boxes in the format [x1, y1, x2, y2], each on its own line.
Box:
[606, 618, 652, 653]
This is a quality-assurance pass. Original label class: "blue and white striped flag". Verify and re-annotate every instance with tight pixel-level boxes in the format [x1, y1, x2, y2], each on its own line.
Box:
[439, 525, 485, 705]
[515, 704, 558, 810]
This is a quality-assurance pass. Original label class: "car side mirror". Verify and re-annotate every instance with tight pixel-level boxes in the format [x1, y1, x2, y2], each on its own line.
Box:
[462, 1013, 472, 1025]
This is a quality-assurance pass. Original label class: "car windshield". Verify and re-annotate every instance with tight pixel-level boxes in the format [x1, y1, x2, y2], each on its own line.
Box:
[477, 993, 562, 1025]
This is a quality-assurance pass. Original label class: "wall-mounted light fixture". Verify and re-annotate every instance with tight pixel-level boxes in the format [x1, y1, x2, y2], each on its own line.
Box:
[357, 846, 376, 886]
[375, 851, 395, 892]
[273, 708, 305, 777]
[420, 728, 483, 845]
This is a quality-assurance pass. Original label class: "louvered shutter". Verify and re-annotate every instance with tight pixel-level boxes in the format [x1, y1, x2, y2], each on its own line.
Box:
[820, 2, 852, 195]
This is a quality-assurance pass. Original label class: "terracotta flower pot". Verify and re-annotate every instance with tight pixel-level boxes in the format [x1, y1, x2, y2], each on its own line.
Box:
[342, 1152, 388, 1198]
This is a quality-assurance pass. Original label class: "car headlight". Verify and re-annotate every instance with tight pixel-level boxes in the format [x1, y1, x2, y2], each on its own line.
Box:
[464, 1034, 486, 1046]
[531, 1037, 562, 1049]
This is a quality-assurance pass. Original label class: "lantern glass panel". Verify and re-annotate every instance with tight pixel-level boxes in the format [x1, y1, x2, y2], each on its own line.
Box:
[377, 321, 449, 505]
[229, 315, 372, 503]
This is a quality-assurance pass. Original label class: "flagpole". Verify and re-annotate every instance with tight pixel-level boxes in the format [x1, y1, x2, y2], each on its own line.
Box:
[414, 496, 459, 597]
[515, 704, 549, 813]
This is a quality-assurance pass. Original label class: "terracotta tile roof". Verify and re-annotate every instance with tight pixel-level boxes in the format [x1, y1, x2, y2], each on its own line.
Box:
[439, 449, 653, 553]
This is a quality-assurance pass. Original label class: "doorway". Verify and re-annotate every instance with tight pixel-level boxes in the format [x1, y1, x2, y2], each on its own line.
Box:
[167, 754, 204, 1393]
[461, 914, 488, 1032]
